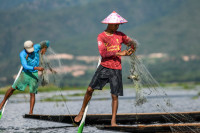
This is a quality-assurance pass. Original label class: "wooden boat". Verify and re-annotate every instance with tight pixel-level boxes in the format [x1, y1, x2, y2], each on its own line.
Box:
[97, 123, 200, 133]
[23, 111, 200, 125]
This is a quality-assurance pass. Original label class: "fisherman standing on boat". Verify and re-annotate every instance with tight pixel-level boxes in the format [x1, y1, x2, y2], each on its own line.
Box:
[74, 11, 137, 126]
[0, 40, 50, 115]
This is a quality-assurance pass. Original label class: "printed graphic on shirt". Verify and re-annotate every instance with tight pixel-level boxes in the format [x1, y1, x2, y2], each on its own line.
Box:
[107, 45, 120, 51]
[116, 39, 119, 43]
[104, 43, 109, 46]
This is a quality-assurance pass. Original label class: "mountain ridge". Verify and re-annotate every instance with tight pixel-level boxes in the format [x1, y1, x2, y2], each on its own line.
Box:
[0, 0, 199, 86]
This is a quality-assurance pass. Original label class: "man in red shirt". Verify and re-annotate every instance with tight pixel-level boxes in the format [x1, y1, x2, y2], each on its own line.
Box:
[74, 11, 137, 126]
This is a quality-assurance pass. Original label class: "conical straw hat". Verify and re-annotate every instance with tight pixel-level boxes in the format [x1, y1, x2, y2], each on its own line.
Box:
[101, 11, 128, 24]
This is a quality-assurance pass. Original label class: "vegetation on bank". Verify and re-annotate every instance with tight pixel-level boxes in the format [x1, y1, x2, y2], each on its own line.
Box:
[0, 83, 199, 102]
[0, 85, 84, 95]
[124, 82, 200, 90]
[0, 82, 199, 95]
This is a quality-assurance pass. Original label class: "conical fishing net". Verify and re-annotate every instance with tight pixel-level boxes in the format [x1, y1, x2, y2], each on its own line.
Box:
[127, 38, 200, 132]
[32, 46, 76, 125]
[39, 47, 63, 87]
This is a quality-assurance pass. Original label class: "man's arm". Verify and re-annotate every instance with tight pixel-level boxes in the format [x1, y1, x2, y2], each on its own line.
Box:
[20, 52, 34, 71]
[34, 67, 44, 71]
[39, 40, 50, 55]
[20, 51, 44, 71]
[98, 36, 134, 57]
[98, 36, 117, 58]
[121, 32, 138, 52]
[126, 39, 138, 52]
[40, 40, 50, 49]
[116, 48, 134, 56]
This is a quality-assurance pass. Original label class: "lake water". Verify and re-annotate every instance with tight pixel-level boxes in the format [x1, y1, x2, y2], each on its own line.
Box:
[0, 87, 200, 133]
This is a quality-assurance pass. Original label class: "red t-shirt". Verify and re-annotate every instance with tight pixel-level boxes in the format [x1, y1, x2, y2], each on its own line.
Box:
[97, 31, 131, 70]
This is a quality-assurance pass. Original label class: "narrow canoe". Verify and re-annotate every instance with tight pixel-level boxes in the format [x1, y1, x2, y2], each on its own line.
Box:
[23, 111, 200, 125]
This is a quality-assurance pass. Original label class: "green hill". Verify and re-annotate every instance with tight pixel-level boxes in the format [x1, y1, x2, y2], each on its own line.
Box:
[0, 0, 200, 87]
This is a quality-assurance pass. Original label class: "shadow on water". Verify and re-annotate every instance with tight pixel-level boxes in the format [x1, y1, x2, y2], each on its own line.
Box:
[0, 128, 6, 131]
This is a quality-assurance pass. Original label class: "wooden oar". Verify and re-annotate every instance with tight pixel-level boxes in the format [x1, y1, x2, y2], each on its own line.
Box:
[77, 104, 89, 133]
[77, 57, 101, 133]
[0, 66, 23, 120]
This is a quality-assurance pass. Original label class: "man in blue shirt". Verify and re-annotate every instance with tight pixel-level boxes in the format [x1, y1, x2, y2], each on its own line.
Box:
[0, 40, 50, 115]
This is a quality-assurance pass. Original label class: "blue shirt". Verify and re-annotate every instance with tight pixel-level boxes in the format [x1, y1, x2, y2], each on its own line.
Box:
[20, 44, 41, 73]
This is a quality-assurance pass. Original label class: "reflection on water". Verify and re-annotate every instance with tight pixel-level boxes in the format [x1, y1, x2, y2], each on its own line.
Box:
[0, 88, 200, 133]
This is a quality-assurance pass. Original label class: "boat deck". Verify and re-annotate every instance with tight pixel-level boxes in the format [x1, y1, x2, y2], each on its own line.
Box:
[23, 111, 200, 132]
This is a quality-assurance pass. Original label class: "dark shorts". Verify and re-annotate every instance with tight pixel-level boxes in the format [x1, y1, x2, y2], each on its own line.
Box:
[89, 65, 123, 96]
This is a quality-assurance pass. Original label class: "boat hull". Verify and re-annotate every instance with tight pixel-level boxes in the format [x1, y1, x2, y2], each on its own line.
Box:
[97, 123, 200, 133]
[23, 111, 200, 125]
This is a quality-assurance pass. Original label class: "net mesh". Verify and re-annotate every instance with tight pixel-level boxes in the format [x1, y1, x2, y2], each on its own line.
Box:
[37, 46, 75, 125]
[39, 47, 62, 87]
[127, 39, 199, 132]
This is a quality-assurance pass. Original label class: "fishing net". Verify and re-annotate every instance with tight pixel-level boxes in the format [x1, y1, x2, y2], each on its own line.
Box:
[33, 46, 76, 125]
[127, 38, 199, 132]
[39, 47, 62, 87]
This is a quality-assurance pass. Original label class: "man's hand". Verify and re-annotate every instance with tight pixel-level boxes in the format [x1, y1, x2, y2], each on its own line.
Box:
[40, 47, 47, 55]
[116, 48, 134, 56]
[34, 67, 44, 71]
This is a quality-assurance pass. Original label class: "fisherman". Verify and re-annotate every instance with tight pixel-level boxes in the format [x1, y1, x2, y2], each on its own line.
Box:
[74, 11, 137, 126]
[0, 40, 50, 115]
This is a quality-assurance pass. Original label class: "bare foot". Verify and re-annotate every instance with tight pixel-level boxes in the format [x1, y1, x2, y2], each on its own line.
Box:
[74, 113, 83, 123]
[111, 120, 118, 126]
[111, 122, 118, 126]
[29, 112, 33, 115]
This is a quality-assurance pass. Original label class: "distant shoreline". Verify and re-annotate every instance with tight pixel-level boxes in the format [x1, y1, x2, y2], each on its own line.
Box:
[0, 82, 199, 95]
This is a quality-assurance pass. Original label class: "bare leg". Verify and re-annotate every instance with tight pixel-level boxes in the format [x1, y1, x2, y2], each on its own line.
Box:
[111, 94, 118, 126]
[74, 86, 94, 122]
[0, 87, 15, 110]
[29, 93, 35, 114]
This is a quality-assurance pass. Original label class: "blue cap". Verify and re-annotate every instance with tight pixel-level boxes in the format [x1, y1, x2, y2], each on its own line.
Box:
[45, 40, 50, 48]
